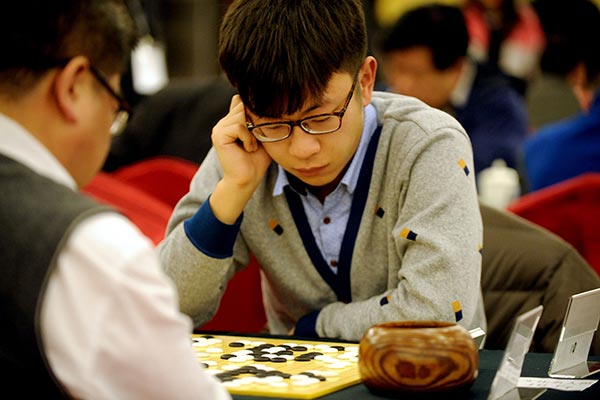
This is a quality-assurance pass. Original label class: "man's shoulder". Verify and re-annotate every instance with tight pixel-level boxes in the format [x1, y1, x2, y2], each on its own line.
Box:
[470, 70, 525, 108]
[372, 91, 460, 123]
[371, 91, 467, 140]
[0, 156, 106, 216]
[371, 91, 430, 113]
[461, 75, 527, 132]
[526, 118, 578, 153]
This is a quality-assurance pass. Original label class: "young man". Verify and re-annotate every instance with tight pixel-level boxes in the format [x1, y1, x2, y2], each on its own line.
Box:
[0, 1, 229, 398]
[378, 4, 528, 177]
[160, 0, 486, 341]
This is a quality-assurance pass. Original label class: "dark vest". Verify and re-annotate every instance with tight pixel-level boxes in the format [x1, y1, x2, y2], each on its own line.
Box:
[0, 154, 111, 397]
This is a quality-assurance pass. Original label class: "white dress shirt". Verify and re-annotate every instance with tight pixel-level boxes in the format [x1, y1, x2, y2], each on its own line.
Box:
[0, 114, 230, 400]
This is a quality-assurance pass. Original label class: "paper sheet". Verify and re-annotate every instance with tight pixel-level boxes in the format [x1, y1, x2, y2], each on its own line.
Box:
[518, 377, 598, 392]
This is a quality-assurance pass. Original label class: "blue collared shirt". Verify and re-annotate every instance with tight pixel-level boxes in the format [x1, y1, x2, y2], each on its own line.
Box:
[273, 104, 378, 273]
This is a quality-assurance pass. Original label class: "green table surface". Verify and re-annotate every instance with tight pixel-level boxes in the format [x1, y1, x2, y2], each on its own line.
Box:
[196, 332, 600, 400]
[229, 347, 600, 400]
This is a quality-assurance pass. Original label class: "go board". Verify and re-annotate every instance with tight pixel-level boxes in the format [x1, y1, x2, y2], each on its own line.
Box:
[191, 334, 361, 399]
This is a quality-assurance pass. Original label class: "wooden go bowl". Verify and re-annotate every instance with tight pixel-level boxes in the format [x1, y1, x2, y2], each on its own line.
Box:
[358, 320, 478, 395]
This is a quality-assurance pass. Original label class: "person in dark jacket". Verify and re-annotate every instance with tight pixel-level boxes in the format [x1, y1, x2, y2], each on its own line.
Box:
[378, 4, 528, 177]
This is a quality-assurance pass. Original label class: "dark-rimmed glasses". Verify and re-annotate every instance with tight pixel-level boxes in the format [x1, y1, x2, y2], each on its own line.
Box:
[41, 58, 131, 136]
[88, 65, 131, 136]
[246, 72, 359, 143]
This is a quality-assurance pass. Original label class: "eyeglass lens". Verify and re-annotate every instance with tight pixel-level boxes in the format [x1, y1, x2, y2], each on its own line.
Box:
[110, 111, 129, 136]
[253, 115, 341, 141]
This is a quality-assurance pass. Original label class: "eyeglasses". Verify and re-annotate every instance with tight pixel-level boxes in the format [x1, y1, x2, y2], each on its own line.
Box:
[246, 72, 359, 143]
[88, 65, 131, 136]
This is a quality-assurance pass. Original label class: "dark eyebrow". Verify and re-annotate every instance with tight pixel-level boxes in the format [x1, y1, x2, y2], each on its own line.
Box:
[298, 99, 322, 115]
[299, 93, 338, 115]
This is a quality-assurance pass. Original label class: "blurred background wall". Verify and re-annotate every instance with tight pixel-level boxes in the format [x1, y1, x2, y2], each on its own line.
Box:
[147, 0, 600, 82]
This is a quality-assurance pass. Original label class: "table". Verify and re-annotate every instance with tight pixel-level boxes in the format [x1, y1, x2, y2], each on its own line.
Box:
[230, 350, 600, 400]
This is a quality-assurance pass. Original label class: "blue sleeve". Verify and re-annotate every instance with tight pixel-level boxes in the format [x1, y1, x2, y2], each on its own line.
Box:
[294, 310, 320, 338]
[183, 198, 242, 259]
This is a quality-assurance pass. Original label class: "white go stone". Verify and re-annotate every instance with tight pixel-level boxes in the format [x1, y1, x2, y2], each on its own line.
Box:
[205, 347, 223, 354]
[328, 361, 351, 369]
[291, 377, 320, 386]
[290, 374, 311, 381]
[221, 364, 241, 371]
[269, 381, 289, 388]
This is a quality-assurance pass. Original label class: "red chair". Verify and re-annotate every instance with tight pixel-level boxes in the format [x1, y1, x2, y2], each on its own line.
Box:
[82, 172, 172, 245]
[112, 156, 199, 209]
[111, 157, 267, 333]
[507, 173, 600, 275]
[197, 255, 267, 333]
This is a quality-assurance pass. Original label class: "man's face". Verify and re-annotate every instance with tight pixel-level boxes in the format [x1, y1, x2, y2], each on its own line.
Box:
[73, 71, 122, 187]
[382, 46, 460, 109]
[246, 72, 365, 188]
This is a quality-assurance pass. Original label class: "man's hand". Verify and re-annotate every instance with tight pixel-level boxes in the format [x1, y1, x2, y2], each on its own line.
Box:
[209, 95, 272, 224]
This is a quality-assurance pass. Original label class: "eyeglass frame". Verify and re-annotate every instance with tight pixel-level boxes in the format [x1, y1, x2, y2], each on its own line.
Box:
[245, 71, 359, 143]
[38, 58, 131, 136]
[87, 64, 131, 136]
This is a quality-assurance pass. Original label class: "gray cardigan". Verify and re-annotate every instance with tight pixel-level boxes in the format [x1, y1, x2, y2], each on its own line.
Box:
[159, 92, 486, 341]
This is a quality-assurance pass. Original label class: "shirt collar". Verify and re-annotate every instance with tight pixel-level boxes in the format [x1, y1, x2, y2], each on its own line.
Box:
[450, 57, 476, 109]
[273, 104, 377, 197]
[0, 113, 77, 190]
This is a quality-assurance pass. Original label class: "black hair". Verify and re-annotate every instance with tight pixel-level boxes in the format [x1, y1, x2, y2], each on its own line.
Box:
[534, 0, 600, 85]
[218, 0, 367, 118]
[0, 0, 138, 96]
[378, 4, 469, 71]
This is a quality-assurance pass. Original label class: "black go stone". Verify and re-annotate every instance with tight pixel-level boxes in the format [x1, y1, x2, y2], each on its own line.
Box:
[293, 356, 313, 362]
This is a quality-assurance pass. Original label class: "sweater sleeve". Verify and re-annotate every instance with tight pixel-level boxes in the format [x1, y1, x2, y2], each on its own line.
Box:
[158, 148, 249, 327]
[184, 199, 242, 259]
[315, 122, 485, 341]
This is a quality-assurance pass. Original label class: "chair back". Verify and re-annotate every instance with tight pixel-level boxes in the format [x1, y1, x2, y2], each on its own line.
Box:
[112, 156, 199, 209]
[111, 157, 267, 333]
[82, 172, 172, 245]
[480, 203, 600, 354]
[196, 255, 267, 333]
[508, 173, 600, 276]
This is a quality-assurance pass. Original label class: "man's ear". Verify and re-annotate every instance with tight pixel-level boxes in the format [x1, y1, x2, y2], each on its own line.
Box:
[359, 56, 378, 105]
[452, 56, 467, 75]
[568, 62, 592, 111]
[52, 56, 90, 124]
[567, 62, 586, 88]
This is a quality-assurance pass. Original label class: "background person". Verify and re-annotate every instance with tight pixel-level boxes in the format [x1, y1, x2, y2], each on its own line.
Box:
[377, 3, 528, 178]
[522, 0, 600, 191]
[0, 1, 230, 398]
